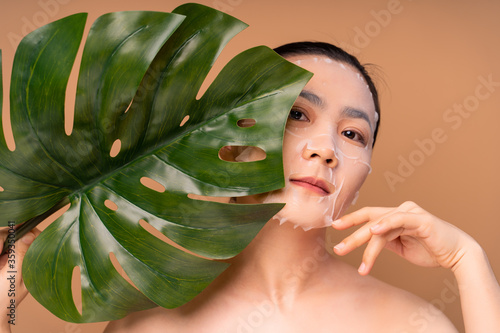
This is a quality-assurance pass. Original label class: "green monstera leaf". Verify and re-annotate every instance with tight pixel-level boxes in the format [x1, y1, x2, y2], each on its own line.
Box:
[0, 3, 311, 323]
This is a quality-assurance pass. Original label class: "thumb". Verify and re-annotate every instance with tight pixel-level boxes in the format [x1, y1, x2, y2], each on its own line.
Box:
[15, 228, 41, 261]
[5, 229, 41, 298]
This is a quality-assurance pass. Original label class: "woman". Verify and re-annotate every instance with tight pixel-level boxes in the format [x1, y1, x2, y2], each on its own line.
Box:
[2, 42, 500, 332]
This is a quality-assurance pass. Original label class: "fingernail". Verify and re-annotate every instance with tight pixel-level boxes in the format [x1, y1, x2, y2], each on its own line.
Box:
[21, 232, 35, 245]
[358, 262, 366, 274]
[334, 242, 345, 252]
[332, 219, 342, 226]
[370, 224, 381, 232]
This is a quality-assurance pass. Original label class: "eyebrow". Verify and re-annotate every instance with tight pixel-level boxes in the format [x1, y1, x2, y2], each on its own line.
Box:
[341, 107, 373, 130]
[298, 90, 373, 130]
[299, 90, 324, 108]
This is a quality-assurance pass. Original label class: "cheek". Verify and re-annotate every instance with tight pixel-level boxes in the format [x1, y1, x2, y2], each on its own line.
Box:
[252, 127, 373, 231]
[281, 128, 313, 172]
[282, 128, 372, 179]
[335, 146, 372, 205]
[267, 156, 371, 231]
[337, 162, 370, 206]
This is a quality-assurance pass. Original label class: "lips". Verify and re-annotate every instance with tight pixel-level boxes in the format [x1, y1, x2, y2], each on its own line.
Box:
[289, 176, 335, 195]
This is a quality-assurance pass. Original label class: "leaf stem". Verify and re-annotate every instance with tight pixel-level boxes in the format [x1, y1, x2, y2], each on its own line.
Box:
[1, 197, 70, 255]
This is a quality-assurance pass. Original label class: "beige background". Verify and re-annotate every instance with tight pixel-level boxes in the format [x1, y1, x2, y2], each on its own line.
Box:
[1, 0, 500, 332]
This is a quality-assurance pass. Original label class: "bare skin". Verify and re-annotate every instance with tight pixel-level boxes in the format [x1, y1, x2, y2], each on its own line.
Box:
[0, 228, 40, 333]
[105, 55, 462, 333]
[1, 54, 499, 333]
[334, 202, 500, 333]
[104, 220, 456, 333]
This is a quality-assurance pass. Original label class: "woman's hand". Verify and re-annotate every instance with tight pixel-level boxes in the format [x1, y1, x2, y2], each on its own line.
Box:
[0, 226, 40, 332]
[331, 201, 477, 275]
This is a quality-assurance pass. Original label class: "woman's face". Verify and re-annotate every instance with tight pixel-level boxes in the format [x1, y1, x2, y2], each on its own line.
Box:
[238, 54, 378, 230]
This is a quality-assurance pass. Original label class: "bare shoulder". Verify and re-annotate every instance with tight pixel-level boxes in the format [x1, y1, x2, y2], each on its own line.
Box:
[104, 307, 182, 333]
[357, 274, 458, 333]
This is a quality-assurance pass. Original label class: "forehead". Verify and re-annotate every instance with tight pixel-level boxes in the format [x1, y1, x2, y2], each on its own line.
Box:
[286, 54, 376, 118]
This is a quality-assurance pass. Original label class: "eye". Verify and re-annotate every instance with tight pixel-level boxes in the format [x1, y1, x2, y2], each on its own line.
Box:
[342, 130, 366, 145]
[288, 109, 309, 121]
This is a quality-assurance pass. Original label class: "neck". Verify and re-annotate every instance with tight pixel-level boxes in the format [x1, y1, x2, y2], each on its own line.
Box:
[222, 219, 334, 307]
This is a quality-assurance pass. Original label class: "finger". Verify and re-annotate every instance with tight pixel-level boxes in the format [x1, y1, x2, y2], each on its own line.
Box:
[333, 201, 422, 230]
[0, 228, 40, 268]
[358, 228, 404, 275]
[14, 227, 41, 262]
[331, 206, 394, 230]
[0, 228, 15, 269]
[357, 235, 388, 275]
[333, 208, 403, 255]
[384, 238, 405, 257]
[2, 228, 41, 296]
[1, 231, 35, 269]
[369, 212, 430, 238]
[334, 222, 375, 255]
[0, 227, 12, 249]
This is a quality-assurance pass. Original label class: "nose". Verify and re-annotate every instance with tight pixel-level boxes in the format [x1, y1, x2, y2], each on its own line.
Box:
[302, 147, 338, 168]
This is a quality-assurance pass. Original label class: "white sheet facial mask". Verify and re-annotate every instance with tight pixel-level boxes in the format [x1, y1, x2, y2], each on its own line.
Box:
[261, 123, 372, 231]
[249, 55, 377, 231]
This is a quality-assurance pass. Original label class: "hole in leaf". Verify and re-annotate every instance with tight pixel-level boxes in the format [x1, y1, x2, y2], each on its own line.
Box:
[140, 177, 165, 193]
[180, 115, 190, 127]
[65, 33, 86, 136]
[104, 199, 118, 211]
[124, 99, 133, 114]
[187, 193, 231, 203]
[109, 252, 140, 291]
[237, 118, 256, 128]
[37, 202, 71, 230]
[195, 50, 233, 100]
[139, 219, 210, 260]
[218, 146, 266, 162]
[110, 139, 121, 158]
[71, 266, 82, 315]
[3, 104, 15, 151]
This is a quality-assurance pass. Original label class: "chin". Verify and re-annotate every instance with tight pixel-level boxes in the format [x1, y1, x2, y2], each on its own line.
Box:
[271, 205, 333, 231]
[263, 188, 349, 231]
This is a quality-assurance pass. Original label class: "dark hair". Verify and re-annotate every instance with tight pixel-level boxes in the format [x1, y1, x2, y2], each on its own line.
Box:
[273, 41, 380, 146]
